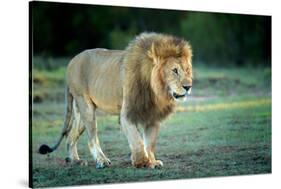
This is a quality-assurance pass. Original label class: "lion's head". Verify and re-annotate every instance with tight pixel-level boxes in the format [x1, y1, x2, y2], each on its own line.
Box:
[123, 32, 193, 124]
[148, 40, 193, 101]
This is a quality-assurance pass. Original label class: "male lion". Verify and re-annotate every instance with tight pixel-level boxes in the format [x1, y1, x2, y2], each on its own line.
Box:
[39, 32, 193, 169]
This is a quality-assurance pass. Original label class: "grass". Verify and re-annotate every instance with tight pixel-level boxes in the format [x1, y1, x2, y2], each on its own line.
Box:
[31, 57, 271, 188]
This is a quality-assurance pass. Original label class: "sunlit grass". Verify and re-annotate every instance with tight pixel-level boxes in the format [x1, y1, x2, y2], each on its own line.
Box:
[177, 98, 271, 113]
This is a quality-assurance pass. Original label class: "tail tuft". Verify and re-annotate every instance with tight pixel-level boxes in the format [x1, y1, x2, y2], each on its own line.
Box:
[38, 144, 53, 154]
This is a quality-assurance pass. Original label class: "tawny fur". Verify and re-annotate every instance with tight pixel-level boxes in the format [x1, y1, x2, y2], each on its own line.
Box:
[39, 32, 193, 169]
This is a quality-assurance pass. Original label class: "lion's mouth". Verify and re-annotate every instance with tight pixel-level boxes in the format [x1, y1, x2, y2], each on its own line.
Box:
[172, 92, 186, 99]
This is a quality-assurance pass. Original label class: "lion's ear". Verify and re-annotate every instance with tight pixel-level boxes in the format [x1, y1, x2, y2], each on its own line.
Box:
[147, 42, 159, 64]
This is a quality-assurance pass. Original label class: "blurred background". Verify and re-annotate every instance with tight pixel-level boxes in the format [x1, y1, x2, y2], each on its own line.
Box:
[32, 1, 271, 67]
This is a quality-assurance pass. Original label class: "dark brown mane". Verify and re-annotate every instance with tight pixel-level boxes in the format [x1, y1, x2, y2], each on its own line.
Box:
[122, 32, 190, 125]
[124, 62, 175, 125]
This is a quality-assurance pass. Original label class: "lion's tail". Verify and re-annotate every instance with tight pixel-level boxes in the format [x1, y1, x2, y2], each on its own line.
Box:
[38, 86, 73, 155]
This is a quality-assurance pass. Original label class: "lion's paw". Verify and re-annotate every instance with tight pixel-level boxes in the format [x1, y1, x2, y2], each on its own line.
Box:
[76, 159, 88, 166]
[132, 154, 151, 168]
[65, 158, 88, 166]
[149, 160, 163, 169]
[96, 158, 111, 169]
[131, 152, 151, 168]
[132, 160, 151, 168]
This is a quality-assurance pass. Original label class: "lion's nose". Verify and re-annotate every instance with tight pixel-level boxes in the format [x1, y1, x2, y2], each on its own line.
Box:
[183, 85, 192, 91]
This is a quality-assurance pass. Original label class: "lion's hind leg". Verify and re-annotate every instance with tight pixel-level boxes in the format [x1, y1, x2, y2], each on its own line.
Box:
[75, 96, 111, 169]
[65, 99, 87, 165]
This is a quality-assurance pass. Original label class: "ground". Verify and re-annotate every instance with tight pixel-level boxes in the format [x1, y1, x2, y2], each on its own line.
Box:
[31, 57, 271, 188]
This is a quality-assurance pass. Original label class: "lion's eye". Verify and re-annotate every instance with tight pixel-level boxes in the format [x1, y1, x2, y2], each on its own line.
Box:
[172, 68, 178, 75]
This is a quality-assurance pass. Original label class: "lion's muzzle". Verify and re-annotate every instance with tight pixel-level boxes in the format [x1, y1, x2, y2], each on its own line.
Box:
[172, 85, 192, 100]
[183, 85, 192, 95]
[172, 92, 185, 99]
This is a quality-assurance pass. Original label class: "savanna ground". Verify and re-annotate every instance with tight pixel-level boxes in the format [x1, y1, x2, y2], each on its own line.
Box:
[31, 57, 271, 188]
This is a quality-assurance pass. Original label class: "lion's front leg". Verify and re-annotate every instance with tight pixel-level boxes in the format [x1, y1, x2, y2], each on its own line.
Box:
[143, 123, 163, 168]
[120, 113, 150, 168]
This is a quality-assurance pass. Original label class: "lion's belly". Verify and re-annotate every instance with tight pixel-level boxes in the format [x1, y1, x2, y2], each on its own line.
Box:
[89, 93, 122, 115]
[88, 74, 123, 114]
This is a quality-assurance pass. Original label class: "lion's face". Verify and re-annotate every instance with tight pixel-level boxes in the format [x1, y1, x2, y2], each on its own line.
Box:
[163, 57, 192, 101]
[151, 57, 192, 101]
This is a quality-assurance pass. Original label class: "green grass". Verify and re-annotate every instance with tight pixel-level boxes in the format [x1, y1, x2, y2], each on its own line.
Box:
[31, 58, 271, 187]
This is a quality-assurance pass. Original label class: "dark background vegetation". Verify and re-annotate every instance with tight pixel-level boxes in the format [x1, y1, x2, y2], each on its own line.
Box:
[32, 1, 271, 66]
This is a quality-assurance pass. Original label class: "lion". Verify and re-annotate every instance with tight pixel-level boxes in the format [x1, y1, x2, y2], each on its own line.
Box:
[38, 32, 193, 169]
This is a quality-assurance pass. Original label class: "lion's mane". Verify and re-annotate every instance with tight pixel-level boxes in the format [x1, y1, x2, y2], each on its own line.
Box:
[122, 32, 192, 125]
